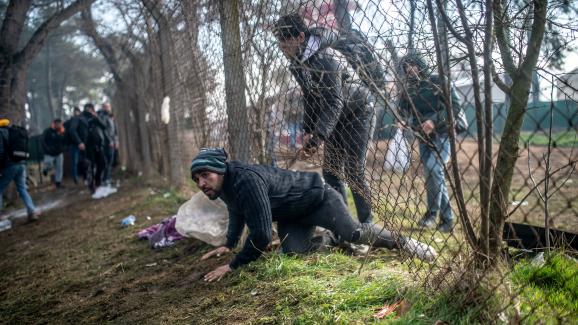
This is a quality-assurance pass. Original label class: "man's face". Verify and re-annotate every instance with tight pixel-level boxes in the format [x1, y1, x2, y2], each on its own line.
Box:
[405, 63, 421, 79]
[74, 110, 81, 116]
[54, 122, 62, 129]
[103, 103, 111, 113]
[192, 170, 224, 200]
[277, 32, 305, 60]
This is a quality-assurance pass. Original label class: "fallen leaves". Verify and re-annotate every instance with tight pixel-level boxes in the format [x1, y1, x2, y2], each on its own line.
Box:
[373, 298, 410, 319]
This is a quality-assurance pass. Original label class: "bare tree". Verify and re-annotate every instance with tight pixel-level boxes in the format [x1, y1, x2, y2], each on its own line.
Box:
[0, 0, 94, 124]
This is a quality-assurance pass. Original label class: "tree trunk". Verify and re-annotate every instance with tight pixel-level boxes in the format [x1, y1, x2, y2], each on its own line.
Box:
[219, 0, 251, 162]
[489, 0, 548, 265]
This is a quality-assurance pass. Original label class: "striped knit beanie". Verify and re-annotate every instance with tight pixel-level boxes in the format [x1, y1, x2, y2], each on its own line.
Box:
[190, 148, 228, 176]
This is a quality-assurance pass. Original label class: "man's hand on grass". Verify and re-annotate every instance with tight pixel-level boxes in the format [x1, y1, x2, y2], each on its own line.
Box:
[200, 246, 230, 261]
[204, 264, 231, 282]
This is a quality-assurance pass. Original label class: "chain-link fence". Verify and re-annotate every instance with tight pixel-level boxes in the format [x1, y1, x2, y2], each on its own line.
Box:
[97, 0, 578, 322]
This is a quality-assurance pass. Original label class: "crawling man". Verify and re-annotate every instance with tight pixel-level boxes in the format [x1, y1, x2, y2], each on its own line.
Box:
[191, 148, 437, 282]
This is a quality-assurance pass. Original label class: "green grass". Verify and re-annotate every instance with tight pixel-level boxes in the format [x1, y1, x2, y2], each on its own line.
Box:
[227, 252, 500, 324]
[510, 252, 578, 323]
[2, 180, 576, 324]
[519, 130, 578, 147]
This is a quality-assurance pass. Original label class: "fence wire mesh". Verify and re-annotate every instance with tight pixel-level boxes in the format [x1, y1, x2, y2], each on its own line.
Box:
[104, 0, 578, 322]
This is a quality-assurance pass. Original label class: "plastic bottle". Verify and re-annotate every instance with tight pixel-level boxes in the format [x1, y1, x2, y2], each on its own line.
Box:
[120, 215, 136, 227]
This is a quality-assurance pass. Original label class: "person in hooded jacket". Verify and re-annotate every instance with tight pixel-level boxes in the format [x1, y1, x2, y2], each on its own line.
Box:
[274, 14, 375, 224]
[397, 54, 463, 233]
[41, 118, 66, 188]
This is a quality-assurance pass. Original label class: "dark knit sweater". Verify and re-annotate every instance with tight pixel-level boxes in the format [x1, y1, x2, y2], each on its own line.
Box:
[219, 161, 325, 269]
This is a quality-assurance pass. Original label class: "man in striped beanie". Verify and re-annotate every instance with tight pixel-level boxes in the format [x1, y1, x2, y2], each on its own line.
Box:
[190, 148, 437, 282]
[189, 148, 227, 200]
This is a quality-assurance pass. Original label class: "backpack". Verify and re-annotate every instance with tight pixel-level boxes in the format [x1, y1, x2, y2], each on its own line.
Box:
[7, 125, 30, 162]
[0, 128, 8, 169]
[314, 28, 386, 94]
[87, 120, 104, 148]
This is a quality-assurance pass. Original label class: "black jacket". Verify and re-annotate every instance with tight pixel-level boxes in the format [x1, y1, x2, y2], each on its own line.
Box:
[289, 40, 344, 142]
[219, 161, 325, 269]
[0, 127, 7, 168]
[67, 114, 89, 146]
[97, 110, 117, 146]
[399, 75, 462, 136]
[42, 127, 65, 156]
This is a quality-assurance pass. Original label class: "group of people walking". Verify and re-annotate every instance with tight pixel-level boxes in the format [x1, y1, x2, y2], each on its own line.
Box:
[0, 102, 119, 222]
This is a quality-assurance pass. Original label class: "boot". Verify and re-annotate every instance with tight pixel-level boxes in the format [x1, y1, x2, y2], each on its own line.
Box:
[437, 220, 454, 233]
[27, 211, 41, 223]
[399, 237, 437, 262]
[417, 214, 436, 228]
[353, 223, 398, 249]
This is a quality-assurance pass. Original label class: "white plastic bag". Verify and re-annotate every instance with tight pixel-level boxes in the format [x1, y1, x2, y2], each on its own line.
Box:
[175, 192, 229, 247]
[384, 128, 410, 172]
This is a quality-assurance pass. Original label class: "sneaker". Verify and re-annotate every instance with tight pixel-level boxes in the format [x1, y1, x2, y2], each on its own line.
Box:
[105, 185, 118, 195]
[417, 215, 436, 228]
[91, 186, 108, 199]
[437, 221, 454, 233]
[400, 237, 437, 262]
[27, 211, 41, 223]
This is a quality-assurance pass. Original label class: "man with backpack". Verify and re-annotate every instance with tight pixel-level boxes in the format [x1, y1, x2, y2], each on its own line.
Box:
[42, 119, 66, 188]
[0, 117, 40, 222]
[67, 103, 107, 194]
[274, 14, 376, 224]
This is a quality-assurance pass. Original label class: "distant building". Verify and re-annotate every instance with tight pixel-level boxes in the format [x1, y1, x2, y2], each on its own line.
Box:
[556, 68, 578, 101]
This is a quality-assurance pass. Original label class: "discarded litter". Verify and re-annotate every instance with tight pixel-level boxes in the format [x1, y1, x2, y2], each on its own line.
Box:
[511, 200, 529, 206]
[121, 215, 136, 227]
[163, 192, 171, 198]
[373, 299, 409, 319]
[146, 263, 157, 267]
[146, 216, 151, 220]
[532, 252, 545, 267]
[0, 219, 12, 232]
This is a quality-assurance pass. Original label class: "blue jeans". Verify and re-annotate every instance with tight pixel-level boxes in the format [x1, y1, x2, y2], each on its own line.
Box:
[419, 134, 453, 224]
[43, 153, 63, 183]
[0, 163, 37, 214]
[288, 122, 298, 149]
[70, 146, 80, 182]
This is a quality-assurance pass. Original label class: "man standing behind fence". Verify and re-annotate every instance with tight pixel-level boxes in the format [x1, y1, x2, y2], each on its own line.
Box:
[398, 54, 462, 233]
[98, 102, 118, 186]
[274, 14, 375, 224]
[41, 119, 66, 188]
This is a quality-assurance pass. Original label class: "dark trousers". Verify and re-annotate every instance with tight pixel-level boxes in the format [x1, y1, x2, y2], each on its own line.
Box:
[103, 144, 115, 184]
[278, 185, 397, 254]
[322, 87, 374, 223]
[87, 146, 106, 191]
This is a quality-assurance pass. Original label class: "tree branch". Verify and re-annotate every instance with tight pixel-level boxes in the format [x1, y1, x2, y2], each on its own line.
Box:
[15, 0, 95, 66]
[493, 0, 518, 75]
[0, 0, 32, 57]
[80, 8, 123, 83]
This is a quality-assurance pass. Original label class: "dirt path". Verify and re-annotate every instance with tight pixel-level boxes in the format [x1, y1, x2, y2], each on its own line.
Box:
[0, 180, 257, 324]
